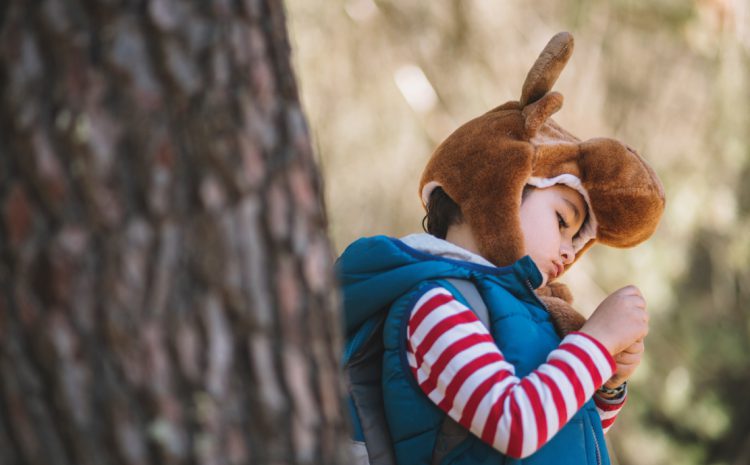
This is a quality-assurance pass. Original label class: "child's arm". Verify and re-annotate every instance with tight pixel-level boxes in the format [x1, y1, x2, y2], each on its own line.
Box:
[593, 338, 644, 432]
[594, 392, 626, 434]
[407, 286, 617, 459]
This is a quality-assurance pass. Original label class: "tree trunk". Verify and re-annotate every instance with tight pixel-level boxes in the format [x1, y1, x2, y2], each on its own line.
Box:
[0, 1, 346, 464]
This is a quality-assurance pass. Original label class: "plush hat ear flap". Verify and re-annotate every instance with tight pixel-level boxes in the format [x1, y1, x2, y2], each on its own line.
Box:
[535, 289, 587, 336]
[520, 32, 574, 107]
[536, 281, 574, 304]
[522, 91, 563, 137]
[579, 138, 666, 247]
[460, 139, 534, 266]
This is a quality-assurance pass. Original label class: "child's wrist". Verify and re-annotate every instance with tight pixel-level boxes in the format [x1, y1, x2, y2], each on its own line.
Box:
[597, 381, 628, 400]
[575, 327, 616, 356]
[571, 330, 615, 358]
[566, 331, 617, 375]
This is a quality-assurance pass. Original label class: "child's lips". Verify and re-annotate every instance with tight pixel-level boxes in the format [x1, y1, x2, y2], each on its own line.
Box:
[550, 263, 563, 279]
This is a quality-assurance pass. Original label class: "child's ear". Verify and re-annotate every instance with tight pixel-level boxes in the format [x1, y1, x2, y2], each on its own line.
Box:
[519, 32, 574, 107]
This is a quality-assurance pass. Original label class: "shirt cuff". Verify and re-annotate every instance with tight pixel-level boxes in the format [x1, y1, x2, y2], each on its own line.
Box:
[558, 332, 616, 389]
[595, 391, 628, 406]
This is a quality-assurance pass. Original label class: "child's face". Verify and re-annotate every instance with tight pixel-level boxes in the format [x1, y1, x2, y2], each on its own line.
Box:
[519, 185, 587, 287]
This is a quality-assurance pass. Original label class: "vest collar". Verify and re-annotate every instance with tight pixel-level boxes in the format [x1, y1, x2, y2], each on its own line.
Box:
[395, 233, 543, 289]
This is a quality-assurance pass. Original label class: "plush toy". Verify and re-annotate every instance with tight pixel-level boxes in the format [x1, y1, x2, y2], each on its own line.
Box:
[418, 32, 666, 336]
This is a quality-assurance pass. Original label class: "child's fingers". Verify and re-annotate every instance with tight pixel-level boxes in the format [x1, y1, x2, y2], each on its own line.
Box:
[617, 285, 643, 298]
[622, 340, 645, 354]
[613, 286, 648, 310]
[614, 351, 642, 365]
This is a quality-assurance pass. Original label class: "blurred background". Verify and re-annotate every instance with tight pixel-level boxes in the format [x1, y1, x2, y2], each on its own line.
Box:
[285, 1, 750, 464]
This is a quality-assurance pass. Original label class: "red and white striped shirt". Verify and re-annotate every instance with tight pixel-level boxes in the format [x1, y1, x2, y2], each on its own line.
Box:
[406, 286, 626, 459]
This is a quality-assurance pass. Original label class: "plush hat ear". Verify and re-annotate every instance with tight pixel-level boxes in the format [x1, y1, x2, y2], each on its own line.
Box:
[522, 91, 563, 137]
[579, 138, 666, 247]
[519, 32, 574, 107]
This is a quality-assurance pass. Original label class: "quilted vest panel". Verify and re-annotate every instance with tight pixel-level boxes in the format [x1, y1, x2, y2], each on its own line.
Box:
[382, 274, 610, 465]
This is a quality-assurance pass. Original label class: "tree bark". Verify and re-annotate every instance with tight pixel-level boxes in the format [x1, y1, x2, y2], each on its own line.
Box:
[0, 1, 346, 464]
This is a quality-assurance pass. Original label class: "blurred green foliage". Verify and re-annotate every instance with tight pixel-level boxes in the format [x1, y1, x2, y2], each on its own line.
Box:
[286, 1, 750, 464]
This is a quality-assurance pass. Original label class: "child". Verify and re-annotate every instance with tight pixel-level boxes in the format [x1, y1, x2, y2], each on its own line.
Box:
[339, 32, 665, 465]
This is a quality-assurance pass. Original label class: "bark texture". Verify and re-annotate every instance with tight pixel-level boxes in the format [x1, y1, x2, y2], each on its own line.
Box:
[0, 1, 346, 464]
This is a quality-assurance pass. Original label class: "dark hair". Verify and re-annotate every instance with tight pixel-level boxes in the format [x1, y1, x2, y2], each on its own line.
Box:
[422, 187, 463, 239]
[423, 185, 536, 239]
[522, 184, 534, 201]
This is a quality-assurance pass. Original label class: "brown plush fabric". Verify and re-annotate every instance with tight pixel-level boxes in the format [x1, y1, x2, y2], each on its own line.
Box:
[536, 282, 587, 337]
[419, 32, 666, 269]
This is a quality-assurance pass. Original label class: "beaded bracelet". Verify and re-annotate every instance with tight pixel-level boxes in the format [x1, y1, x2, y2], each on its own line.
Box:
[597, 381, 628, 398]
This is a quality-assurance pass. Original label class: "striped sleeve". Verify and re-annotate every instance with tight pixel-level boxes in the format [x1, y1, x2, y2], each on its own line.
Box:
[594, 392, 626, 434]
[406, 287, 616, 459]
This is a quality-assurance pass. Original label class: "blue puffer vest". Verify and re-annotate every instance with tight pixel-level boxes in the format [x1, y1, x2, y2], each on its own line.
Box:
[339, 236, 609, 465]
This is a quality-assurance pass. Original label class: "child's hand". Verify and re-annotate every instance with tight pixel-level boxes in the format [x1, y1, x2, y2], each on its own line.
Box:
[580, 285, 649, 355]
[604, 339, 644, 389]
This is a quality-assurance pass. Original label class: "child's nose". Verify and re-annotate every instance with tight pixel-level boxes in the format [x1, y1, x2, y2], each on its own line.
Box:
[560, 245, 575, 264]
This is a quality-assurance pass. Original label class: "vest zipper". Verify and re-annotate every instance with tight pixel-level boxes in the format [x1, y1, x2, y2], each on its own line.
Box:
[589, 422, 602, 465]
[525, 280, 549, 310]
[529, 277, 603, 464]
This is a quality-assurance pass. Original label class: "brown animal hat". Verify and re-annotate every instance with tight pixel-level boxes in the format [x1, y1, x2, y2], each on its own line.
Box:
[419, 32, 665, 269]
